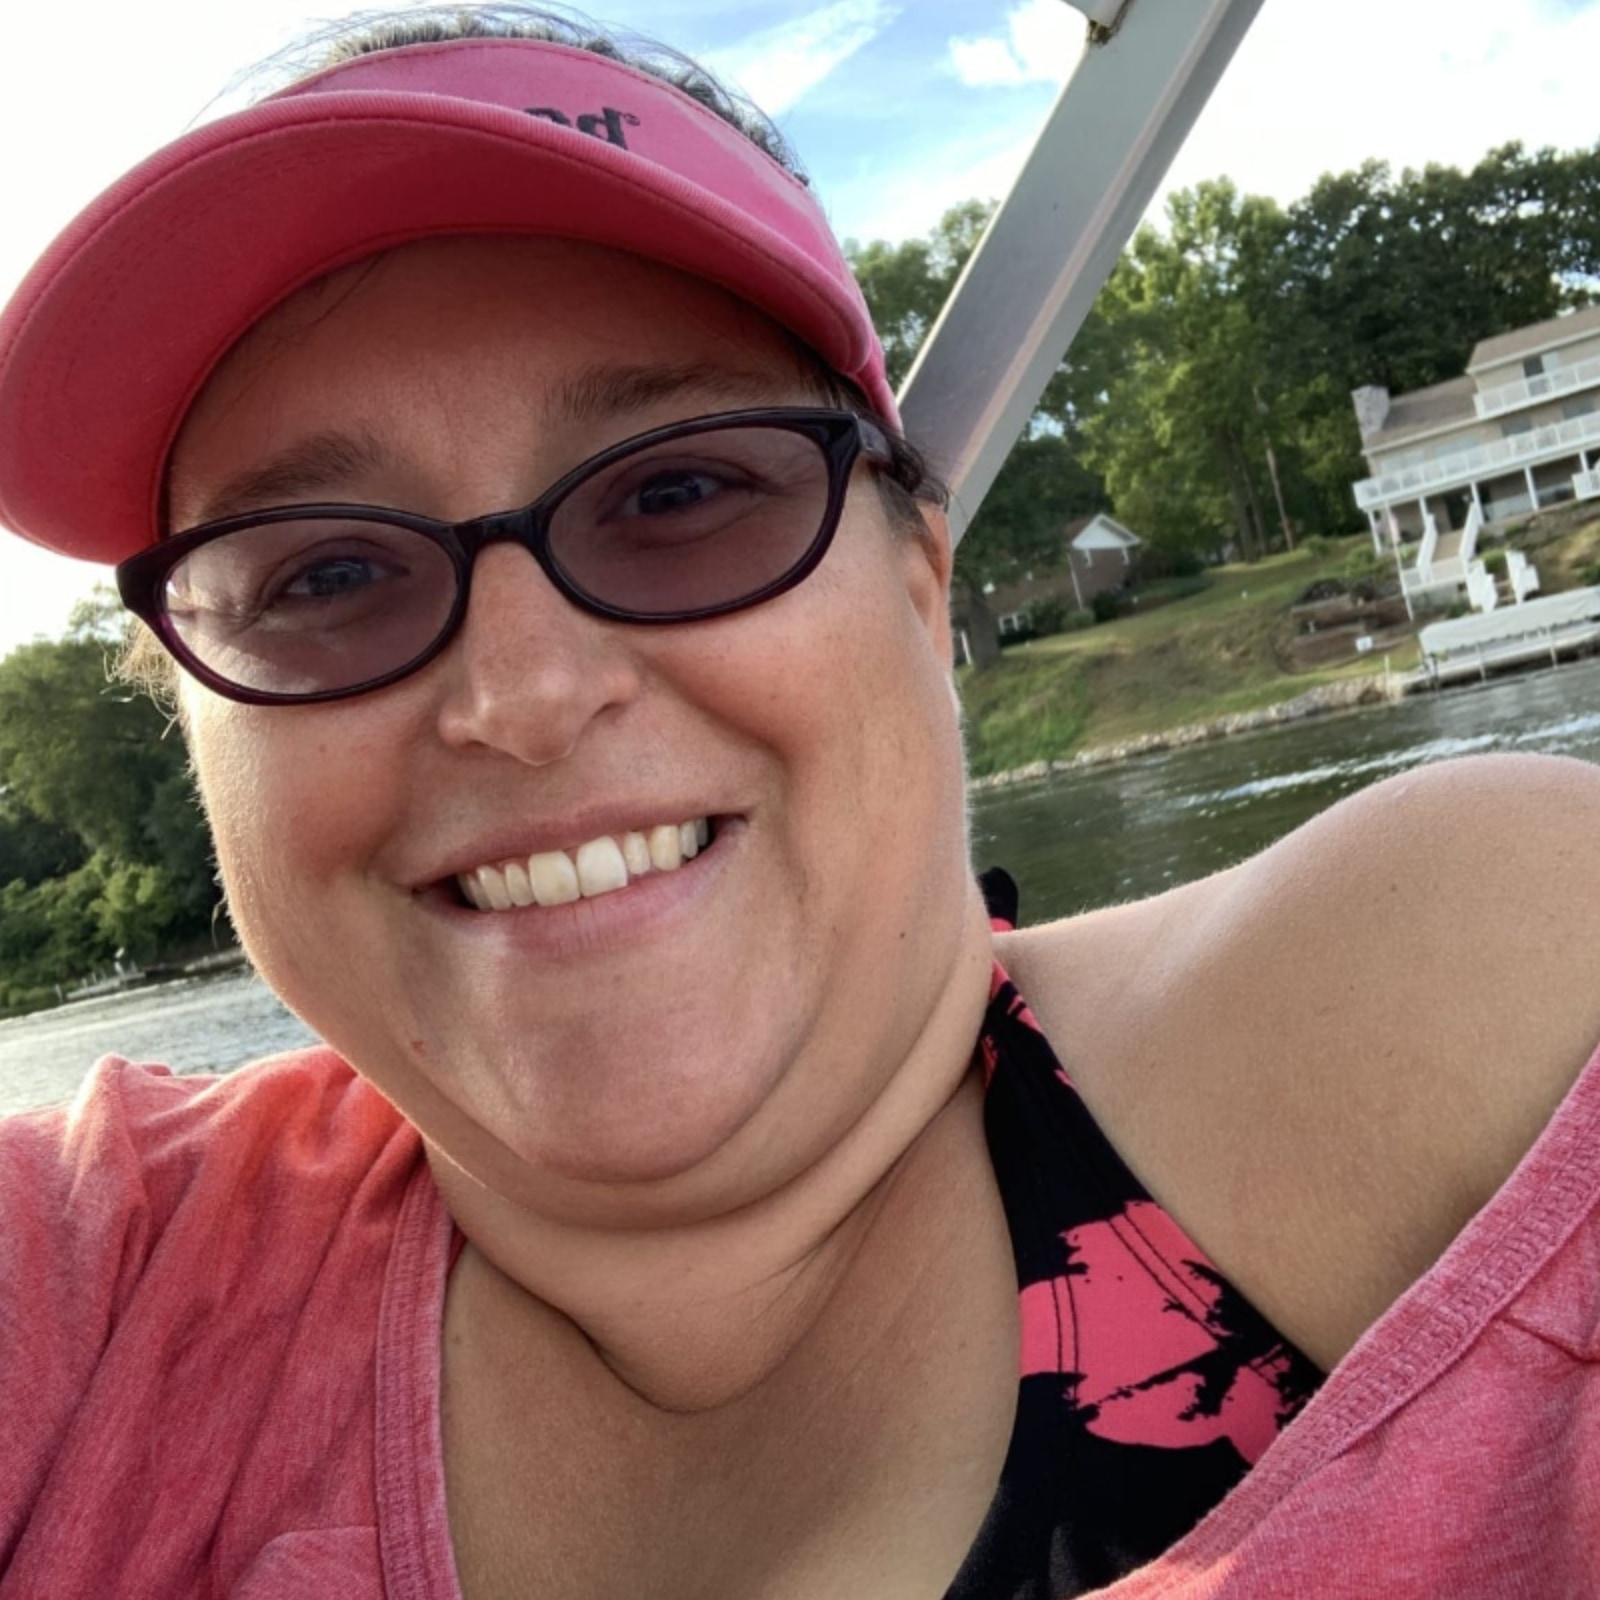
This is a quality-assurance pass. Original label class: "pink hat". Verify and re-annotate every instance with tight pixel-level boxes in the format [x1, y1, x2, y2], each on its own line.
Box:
[0, 38, 896, 565]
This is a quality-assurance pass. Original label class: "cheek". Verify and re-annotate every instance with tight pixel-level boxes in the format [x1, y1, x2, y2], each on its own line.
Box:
[715, 539, 962, 868]
[184, 693, 394, 949]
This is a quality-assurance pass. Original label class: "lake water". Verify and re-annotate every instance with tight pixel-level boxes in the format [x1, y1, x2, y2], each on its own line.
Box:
[971, 656, 1600, 922]
[8, 657, 1600, 1115]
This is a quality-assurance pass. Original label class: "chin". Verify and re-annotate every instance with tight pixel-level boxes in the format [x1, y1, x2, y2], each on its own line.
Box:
[427, 1017, 801, 1198]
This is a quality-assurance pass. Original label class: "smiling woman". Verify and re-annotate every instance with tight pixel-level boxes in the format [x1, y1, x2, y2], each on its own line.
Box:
[1, 7, 1599, 1600]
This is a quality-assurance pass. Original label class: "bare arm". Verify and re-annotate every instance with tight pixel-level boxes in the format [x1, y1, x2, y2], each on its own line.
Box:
[999, 752, 1600, 1370]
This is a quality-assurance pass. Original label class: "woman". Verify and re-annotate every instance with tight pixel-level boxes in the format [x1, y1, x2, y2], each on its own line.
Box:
[0, 10, 1596, 1598]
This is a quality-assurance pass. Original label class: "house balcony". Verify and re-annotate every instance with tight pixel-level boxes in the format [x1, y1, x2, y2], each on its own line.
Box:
[1354, 407, 1600, 512]
[1474, 352, 1600, 420]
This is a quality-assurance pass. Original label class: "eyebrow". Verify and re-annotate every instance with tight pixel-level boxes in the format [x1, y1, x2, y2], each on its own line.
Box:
[185, 429, 395, 528]
[547, 360, 807, 427]
[183, 360, 808, 528]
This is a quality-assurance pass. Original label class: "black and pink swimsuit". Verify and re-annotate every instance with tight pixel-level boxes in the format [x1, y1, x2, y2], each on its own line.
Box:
[947, 871, 1323, 1598]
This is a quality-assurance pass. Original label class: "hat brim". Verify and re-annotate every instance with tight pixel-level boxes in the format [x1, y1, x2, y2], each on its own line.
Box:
[0, 68, 892, 563]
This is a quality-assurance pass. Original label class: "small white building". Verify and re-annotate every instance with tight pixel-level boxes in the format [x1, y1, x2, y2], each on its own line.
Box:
[1062, 513, 1142, 611]
[952, 513, 1144, 660]
[1351, 305, 1600, 597]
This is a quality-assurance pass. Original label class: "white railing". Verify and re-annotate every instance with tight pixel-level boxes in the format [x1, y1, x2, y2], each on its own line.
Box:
[1506, 548, 1541, 604]
[1354, 407, 1600, 510]
[1465, 561, 1498, 613]
[1459, 500, 1483, 568]
[1575, 469, 1600, 501]
[1475, 351, 1600, 420]
[1414, 506, 1440, 584]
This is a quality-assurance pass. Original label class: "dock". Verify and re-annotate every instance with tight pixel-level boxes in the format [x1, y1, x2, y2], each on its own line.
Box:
[1416, 586, 1600, 685]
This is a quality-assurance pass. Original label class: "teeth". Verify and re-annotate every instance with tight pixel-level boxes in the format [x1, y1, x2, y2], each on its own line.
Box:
[647, 824, 683, 872]
[622, 831, 652, 876]
[530, 850, 580, 907]
[504, 860, 535, 908]
[478, 864, 512, 911]
[459, 818, 714, 912]
[575, 837, 628, 898]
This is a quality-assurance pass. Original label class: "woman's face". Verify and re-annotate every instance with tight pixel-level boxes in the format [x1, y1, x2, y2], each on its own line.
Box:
[171, 236, 971, 1218]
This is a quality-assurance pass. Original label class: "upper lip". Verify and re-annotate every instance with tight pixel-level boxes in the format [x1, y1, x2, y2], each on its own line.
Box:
[413, 803, 728, 890]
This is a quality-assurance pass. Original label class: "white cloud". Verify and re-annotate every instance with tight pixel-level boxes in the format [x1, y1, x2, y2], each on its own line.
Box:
[1157, 0, 1600, 218]
[701, 0, 902, 117]
[828, 125, 1040, 243]
[949, 0, 1085, 90]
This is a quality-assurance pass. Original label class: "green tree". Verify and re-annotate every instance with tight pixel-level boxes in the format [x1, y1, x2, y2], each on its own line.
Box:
[1060, 181, 1288, 560]
[0, 793, 85, 887]
[0, 588, 221, 998]
[0, 644, 166, 863]
[94, 857, 191, 964]
[0, 862, 116, 1004]
[849, 202, 1109, 667]
[848, 200, 995, 389]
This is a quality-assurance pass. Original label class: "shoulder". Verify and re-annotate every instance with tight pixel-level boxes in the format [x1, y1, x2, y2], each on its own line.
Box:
[0, 1051, 419, 1574]
[997, 753, 1600, 1369]
[1, 1047, 413, 1294]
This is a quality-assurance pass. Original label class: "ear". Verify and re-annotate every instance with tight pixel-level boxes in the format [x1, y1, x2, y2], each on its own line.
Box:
[897, 502, 956, 670]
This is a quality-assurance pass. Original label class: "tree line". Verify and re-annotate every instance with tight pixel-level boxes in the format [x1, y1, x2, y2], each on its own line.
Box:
[848, 142, 1600, 660]
[0, 596, 219, 1012]
[3, 141, 1599, 1003]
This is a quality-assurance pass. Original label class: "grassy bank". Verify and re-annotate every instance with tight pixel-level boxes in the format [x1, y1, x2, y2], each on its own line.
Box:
[957, 537, 1413, 778]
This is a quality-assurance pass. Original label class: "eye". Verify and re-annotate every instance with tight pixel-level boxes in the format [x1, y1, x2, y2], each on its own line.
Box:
[170, 523, 426, 629]
[280, 553, 396, 600]
[622, 468, 734, 517]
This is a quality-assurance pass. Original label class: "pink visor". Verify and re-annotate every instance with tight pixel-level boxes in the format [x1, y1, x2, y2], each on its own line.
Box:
[0, 38, 897, 565]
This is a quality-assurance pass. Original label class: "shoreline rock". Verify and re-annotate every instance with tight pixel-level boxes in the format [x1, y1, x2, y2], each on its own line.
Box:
[967, 673, 1403, 793]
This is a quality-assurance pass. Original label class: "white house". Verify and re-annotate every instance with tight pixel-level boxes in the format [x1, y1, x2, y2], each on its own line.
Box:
[1351, 304, 1600, 597]
[974, 512, 1144, 637]
[1062, 513, 1142, 611]
[950, 513, 1144, 662]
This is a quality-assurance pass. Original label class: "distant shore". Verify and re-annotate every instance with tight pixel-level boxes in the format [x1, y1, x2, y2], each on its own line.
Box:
[967, 672, 1401, 792]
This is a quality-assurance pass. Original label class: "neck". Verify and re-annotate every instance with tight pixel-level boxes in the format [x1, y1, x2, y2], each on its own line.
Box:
[428, 895, 996, 1412]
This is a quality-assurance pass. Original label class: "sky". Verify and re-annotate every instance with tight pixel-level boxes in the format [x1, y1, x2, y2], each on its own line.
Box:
[2, 0, 1599, 657]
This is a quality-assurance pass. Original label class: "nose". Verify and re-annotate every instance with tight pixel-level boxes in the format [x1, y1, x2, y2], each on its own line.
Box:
[431, 542, 643, 766]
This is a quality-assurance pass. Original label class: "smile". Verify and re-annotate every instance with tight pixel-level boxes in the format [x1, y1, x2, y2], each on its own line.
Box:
[458, 818, 714, 910]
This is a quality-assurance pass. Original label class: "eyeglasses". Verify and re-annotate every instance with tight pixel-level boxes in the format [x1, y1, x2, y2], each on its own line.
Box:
[116, 407, 892, 706]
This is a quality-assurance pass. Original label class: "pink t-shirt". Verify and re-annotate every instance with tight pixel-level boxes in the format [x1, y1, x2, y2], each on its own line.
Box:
[2, 1045, 1597, 1598]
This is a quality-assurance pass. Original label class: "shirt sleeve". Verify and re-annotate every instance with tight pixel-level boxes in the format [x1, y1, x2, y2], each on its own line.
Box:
[0, 1058, 184, 1566]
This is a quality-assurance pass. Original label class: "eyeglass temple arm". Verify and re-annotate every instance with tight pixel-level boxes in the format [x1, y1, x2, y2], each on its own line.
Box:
[895, 0, 1267, 549]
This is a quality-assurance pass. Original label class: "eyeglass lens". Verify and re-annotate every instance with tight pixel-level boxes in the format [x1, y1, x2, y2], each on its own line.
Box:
[161, 423, 837, 699]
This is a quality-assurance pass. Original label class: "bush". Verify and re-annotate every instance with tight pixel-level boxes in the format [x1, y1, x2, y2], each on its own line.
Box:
[1168, 549, 1206, 579]
[1340, 545, 1386, 586]
[1024, 597, 1071, 638]
[1063, 608, 1095, 632]
[1479, 548, 1508, 575]
[1302, 534, 1334, 561]
[1091, 590, 1124, 624]
[1297, 578, 1347, 604]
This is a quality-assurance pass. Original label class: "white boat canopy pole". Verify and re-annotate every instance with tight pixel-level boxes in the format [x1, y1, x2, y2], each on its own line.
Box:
[895, 0, 1269, 546]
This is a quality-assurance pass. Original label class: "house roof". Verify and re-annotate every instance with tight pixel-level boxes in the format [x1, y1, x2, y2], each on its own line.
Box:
[1068, 512, 1141, 549]
[1468, 302, 1600, 373]
[1362, 375, 1477, 451]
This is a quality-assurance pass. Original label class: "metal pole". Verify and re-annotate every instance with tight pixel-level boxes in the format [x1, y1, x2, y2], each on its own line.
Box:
[897, 0, 1268, 546]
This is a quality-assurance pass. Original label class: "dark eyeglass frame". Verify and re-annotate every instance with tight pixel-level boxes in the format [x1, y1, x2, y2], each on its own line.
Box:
[117, 406, 893, 707]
